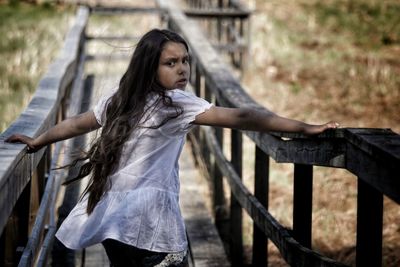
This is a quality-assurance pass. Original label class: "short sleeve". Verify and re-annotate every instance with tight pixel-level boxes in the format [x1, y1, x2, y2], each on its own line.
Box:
[169, 90, 213, 133]
[93, 91, 115, 126]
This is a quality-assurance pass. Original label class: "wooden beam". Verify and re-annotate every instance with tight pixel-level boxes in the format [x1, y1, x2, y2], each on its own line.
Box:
[184, 9, 250, 19]
[180, 145, 230, 267]
[91, 6, 160, 15]
[86, 35, 141, 42]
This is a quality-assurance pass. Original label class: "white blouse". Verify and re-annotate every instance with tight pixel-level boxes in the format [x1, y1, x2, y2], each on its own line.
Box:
[55, 89, 213, 253]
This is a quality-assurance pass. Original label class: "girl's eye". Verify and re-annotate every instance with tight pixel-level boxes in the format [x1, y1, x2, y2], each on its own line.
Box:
[167, 61, 175, 67]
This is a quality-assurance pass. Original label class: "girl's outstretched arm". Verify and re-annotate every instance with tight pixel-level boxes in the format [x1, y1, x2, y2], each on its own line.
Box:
[194, 106, 338, 135]
[6, 111, 101, 153]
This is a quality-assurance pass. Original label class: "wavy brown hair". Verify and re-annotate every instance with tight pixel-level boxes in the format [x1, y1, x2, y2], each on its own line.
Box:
[65, 29, 189, 214]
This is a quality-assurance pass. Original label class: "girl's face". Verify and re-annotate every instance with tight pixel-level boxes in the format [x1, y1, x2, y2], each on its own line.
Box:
[157, 41, 190, 90]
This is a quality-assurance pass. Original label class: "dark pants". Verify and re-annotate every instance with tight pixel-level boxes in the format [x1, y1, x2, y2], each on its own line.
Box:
[102, 239, 188, 267]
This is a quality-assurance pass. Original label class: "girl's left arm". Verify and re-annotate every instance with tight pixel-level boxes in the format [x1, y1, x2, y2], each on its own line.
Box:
[194, 106, 338, 135]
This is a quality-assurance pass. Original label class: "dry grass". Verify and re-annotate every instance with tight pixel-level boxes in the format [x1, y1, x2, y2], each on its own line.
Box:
[238, 0, 400, 266]
[0, 3, 74, 132]
[243, 0, 400, 133]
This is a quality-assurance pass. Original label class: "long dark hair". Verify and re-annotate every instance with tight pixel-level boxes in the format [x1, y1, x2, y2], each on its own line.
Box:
[65, 29, 189, 214]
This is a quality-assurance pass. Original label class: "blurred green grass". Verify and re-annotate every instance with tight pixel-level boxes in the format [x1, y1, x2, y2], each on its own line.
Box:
[309, 0, 400, 48]
[0, 3, 73, 132]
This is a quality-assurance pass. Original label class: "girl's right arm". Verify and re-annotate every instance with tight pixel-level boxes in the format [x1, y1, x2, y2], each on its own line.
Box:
[6, 111, 101, 153]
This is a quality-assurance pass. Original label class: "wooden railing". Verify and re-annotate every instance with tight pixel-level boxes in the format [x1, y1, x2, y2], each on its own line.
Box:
[0, 7, 89, 267]
[1, 1, 399, 266]
[157, 1, 400, 266]
[182, 0, 251, 71]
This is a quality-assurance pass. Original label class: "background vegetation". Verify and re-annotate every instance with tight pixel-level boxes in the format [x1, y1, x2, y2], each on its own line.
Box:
[241, 0, 400, 266]
[244, 0, 399, 133]
[0, 1, 73, 131]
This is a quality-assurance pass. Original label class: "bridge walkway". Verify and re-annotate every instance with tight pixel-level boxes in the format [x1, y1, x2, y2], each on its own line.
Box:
[52, 2, 229, 266]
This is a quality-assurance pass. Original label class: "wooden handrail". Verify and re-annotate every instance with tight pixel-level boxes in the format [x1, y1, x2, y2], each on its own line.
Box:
[0, 7, 89, 266]
[0, 6, 88, 234]
[183, 0, 250, 71]
[157, 0, 399, 204]
[184, 9, 250, 18]
[157, 0, 400, 266]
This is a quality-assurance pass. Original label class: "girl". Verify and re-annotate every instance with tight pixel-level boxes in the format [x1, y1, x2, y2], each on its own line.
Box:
[6, 29, 338, 267]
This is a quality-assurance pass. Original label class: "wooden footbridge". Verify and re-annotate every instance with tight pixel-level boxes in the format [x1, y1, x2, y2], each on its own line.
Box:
[0, 1, 399, 266]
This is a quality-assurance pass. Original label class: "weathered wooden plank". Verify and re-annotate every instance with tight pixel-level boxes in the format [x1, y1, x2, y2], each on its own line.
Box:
[85, 54, 131, 61]
[36, 226, 56, 267]
[180, 145, 230, 267]
[245, 130, 347, 168]
[18, 158, 54, 267]
[227, 0, 251, 13]
[184, 0, 250, 13]
[82, 244, 109, 267]
[346, 141, 399, 204]
[86, 35, 141, 41]
[91, 6, 160, 14]
[344, 128, 400, 166]
[212, 43, 247, 53]
[184, 9, 250, 19]
[0, 152, 43, 245]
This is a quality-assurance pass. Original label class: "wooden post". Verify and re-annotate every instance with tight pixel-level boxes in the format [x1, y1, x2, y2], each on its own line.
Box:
[217, 0, 223, 42]
[213, 100, 225, 221]
[230, 129, 243, 266]
[190, 58, 196, 86]
[229, 18, 235, 66]
[202, 84, 211, 172]
[252, 146, 269, 266]
[356, 178, 383, 267]
[194, 66, 202, 140]
[2, 179, 32, 266]
[293, 164, 313, 248]
[0, 229, 5, 266]
[238, 18, 244, 70]
[195, 66, 201, 99]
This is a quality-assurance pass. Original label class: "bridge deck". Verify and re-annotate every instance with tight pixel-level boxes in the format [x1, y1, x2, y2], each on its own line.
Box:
[53, 2, 229, 265]
[76, 144, 229, 267]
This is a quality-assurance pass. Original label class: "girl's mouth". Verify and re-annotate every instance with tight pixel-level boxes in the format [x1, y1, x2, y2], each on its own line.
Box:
[176, 79, 187, 86]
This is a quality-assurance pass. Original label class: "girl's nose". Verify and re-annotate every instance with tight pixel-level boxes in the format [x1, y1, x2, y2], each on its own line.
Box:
[178, 62, 189, 75]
